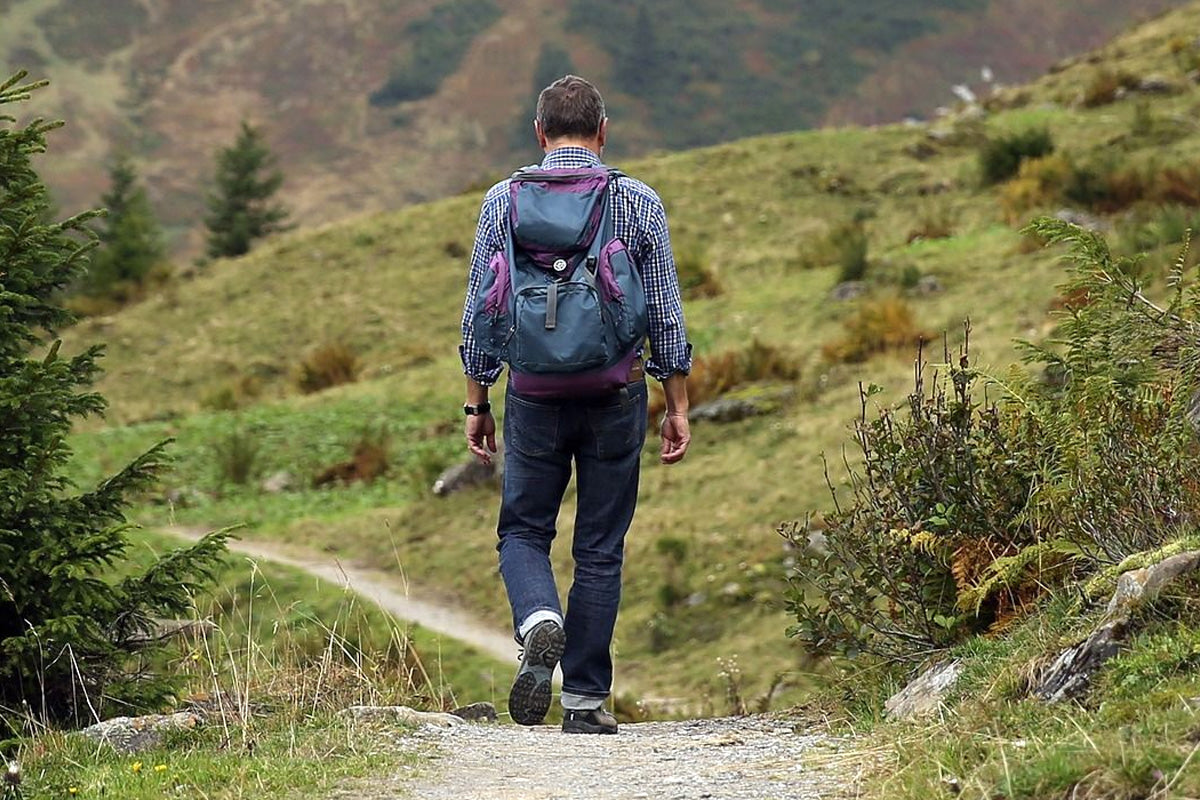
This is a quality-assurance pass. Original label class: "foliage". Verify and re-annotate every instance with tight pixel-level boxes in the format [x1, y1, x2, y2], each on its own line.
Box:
[787, 219, 1200, 660]
[978, 127, 1056, 185]
[75, 155, 165, 306]
[821, 297, 928, 364]
[1080, 68, 1139, 108]
[295, 342, 361, 395]
[0, 72, 227, 734]
[673, 246, 722, 299]
[368, 0, 501, 107]
[203, 122, 290, 259]
[648, 338, 799, 419]
[798, 219, 869, 278]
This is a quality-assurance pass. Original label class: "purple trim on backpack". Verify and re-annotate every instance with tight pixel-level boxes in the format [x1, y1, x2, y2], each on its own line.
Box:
[483, 250, 510, 315]
[596, 239, 626, 302]
[510, 349, 640, 398]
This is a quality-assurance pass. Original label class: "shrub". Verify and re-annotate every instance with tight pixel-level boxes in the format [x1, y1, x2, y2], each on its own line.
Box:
[797, 218, 870, 278]
[1061, 155, 1150, 213]
[313, 429, 391, 488]
[648, 339, 800, 420]
[212, 428, 261, 486]
[785, 220, 1200, 660]
[296, 342, 361, 394]
[0, 72, 227, 733]
[905, 200, 956, 243]
[1081, 68, 1138, 108]
[821, 297, 929, 364]
[978, 128, 1056, 186]
[674, 246, 723, 299]
[998, 154, 1072, 222]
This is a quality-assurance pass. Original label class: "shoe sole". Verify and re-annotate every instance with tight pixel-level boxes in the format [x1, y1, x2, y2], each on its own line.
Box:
[508, 622, 565, 726]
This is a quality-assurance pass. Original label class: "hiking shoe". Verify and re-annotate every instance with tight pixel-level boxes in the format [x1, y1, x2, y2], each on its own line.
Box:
[508, 620, 565, 726]
[562, 708, 618, 735]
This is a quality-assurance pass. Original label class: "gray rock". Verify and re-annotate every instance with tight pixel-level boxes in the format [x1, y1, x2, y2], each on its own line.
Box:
[914, 276, 943, 295]
[830, 281, 866, 301]
[1188, 389, 1200, 434]
[691, 397, 767, 424]
[80, 712, 203, 753]
[342, 705, 464, 728]
[432, 457, 499, 497]
[884, 660, 962, 720]
[261, 470, 296, 494]
[1106, 550, 1200, 617]
[1054, 208, 1111, 233]
[1137, 75, 1182, 95]
[125, 618, 216, 646]
[450, 702, 497, 722]
[1033, 619, 1127, 702]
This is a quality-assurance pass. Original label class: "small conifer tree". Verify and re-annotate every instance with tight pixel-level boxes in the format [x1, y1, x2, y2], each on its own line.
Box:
[82, 155, 164, 298]
[0, 72, 228, 734]
[203, 121, 290, 259]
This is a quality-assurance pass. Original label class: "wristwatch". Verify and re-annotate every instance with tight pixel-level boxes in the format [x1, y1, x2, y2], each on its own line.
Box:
[463, 401, 492, 416]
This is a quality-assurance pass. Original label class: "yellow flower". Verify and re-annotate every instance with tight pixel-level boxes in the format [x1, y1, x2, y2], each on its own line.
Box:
[154, 764, 167, 773]
[68, 788, 78, 796]
[131, 761, 142, 773]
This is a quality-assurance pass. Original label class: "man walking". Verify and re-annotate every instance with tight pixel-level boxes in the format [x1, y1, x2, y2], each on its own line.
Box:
[459, 75, 691, 734]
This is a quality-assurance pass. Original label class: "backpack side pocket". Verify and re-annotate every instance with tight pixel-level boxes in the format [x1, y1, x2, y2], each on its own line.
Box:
[472, 250, 514, 359]
[597, 238, 648, 352]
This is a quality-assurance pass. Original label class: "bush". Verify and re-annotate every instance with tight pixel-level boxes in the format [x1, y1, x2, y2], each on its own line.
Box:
[998, 154, 1072, 222]
[906, 200, 956, 243]
[786, 220, 1200, 660]
[0, 72, 227, 733]
[296, 342, 361, 394]
[674, 246, 723, 299]
[821, 297, 929, 364]
[648, 339, 799, 420]
[1081, 68, 1138, 108]
[978, 128, 1056, 186]
[212, 428, 261, 486]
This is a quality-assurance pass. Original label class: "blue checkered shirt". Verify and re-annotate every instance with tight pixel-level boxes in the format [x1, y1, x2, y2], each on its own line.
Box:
[459, 146, 692, 386]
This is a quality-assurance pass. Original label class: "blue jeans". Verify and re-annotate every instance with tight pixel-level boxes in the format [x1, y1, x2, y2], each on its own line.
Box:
[497, 380, 648, 702]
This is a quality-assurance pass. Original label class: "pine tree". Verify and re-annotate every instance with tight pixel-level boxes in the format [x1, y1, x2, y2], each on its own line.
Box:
[0, 72, 228, 734]
[203, 121, 290, 259]
[83, 155, 164, 298]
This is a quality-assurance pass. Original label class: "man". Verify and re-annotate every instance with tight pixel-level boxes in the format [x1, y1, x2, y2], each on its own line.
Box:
[458, 75, 691, 735]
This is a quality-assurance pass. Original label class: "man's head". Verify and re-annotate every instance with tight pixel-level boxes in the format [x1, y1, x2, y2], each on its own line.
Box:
[535, 75, 607, 154]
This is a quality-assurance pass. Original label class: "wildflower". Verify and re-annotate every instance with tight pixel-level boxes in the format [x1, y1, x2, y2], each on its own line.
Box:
[68, 788, 78, 796]
[131, 762, 142, 774]
[154, 765, 167, 773]
[3, 762, 19, 787]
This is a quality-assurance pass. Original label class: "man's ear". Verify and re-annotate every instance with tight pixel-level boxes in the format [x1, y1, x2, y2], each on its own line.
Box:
[597, 118, 608, 150]
[535, 119, 549, 151]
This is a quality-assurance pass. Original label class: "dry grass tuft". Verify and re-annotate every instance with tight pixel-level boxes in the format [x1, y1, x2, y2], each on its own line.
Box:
[822, 297, 930, 364]
[296, 342, 361, 394]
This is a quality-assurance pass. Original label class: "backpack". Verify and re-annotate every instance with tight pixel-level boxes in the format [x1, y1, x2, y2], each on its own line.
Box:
[471, 167, 649, 397]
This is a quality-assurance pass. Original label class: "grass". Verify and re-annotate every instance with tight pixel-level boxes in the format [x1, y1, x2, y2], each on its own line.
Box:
[6, 527, 511, 798]
[826, 592, 1200, 800]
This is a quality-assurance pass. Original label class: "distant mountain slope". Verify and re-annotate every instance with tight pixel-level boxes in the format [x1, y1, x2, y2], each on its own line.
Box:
[0, 0, 1186, 255]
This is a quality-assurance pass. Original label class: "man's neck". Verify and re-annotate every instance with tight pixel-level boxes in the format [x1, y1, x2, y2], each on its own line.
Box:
[544, 138, 602, 157]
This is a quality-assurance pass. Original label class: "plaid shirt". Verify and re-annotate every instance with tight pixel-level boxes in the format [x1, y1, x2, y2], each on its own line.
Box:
[459, 146, 692, 386]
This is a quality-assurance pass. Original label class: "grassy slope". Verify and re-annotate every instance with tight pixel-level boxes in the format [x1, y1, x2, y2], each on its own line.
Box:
[15, 528, 508, 797]
[65, 1, 1200, 713]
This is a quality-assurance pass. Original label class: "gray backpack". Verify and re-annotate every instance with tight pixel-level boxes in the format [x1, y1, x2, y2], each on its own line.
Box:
[472, 167, 648, 397]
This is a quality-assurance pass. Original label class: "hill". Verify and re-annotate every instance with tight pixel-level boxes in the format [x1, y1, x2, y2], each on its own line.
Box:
[64, 0, 1200, 712]
[0, 0, 1184, 255]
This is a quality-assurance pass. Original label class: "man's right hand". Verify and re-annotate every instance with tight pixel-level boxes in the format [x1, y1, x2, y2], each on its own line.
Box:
[466, 412, 498, 466]
[660, 412, 691, 464]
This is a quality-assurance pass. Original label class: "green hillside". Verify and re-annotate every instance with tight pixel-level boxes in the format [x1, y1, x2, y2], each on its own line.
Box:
[66, 0, 1200, 712]
[0, 0, 1182, 256]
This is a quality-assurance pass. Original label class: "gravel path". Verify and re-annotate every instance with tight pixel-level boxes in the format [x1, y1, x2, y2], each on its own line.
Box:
[391, 715, 857, 800]
[164, 525, 517, 663]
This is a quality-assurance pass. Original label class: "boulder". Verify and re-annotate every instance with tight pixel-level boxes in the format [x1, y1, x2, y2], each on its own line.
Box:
[885, 660, 963, 720]
[450, 702, 497, 722]
[830, 281, 866, 301]
[1106, 550, 1200, 617]
[1033, 619, 1127, 703]
[1054, 208, 1111, 233]
[341, 705, 464, 728]
[690, 397, 768, 424]
[432, 456, 499, 497]
[80, 712, 203, 753]
[261, 470, 296, 494]
[1136, 75, 1182, 95]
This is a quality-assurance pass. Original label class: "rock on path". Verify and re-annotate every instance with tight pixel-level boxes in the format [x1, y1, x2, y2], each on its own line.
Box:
[388, 715, 852, 800]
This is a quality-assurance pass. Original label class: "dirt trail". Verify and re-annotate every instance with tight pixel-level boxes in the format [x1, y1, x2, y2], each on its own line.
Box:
[163, 525, 517, 664]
